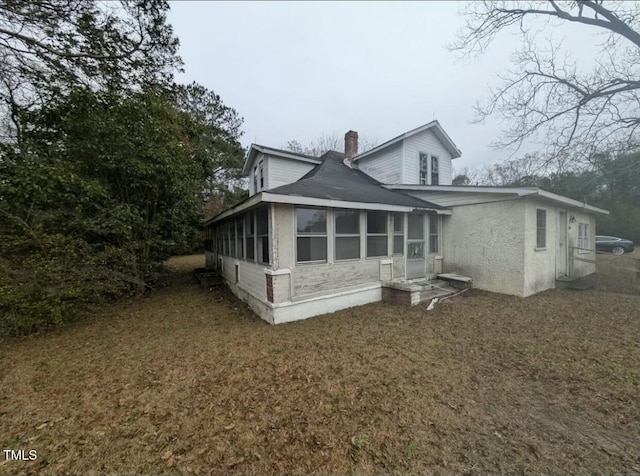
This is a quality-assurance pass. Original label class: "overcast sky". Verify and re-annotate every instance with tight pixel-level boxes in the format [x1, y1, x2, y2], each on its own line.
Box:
[168, 1, 598, 172]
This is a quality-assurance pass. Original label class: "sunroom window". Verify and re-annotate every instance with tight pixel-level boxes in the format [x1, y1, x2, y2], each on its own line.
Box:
[296, 207, 327, 263]
[335, 209, 360, 260]
[366, 211, 388, 258]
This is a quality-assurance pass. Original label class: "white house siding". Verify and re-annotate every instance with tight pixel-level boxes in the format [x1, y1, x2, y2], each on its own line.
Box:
[290, 260, 381, 299]
[441, 199, 526, 296]
[393, 256, 405, 279]
[357, 143, 403, 184]
[402, 129, 453, 185]
[522, 199, 596, 296]
[266, 157, 315, 191]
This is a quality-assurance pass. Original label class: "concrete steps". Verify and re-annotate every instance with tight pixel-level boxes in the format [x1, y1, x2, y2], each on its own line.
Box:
[382, 279, 461, 306]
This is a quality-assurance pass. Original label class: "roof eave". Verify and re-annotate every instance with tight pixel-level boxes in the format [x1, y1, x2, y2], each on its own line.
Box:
[241, 144, 322, 175]
[204, 192, 451, 225]
[353, 120, 462, 161]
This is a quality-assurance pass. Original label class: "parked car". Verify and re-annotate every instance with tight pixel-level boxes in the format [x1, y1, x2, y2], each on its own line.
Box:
[595, 235, 635, 255]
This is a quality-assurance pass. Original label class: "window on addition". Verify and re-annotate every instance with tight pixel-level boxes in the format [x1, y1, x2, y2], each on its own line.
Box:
[419, 153, 429, 184]
[431, 156, 439, 185]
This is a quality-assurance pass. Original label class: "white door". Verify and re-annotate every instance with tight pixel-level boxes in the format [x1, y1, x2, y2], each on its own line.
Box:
[556, 211, 568, 277]
[406, 214, 426, 279]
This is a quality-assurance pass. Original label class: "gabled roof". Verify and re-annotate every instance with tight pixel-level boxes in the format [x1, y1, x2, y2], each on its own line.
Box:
[385, 185, 609, 215]
[241, 144, 321, 175]
[267, 151, 447, 211]
[354, 120, 462, 161]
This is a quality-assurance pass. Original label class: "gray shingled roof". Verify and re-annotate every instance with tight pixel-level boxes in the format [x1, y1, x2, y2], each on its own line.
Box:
[267, 151, 447, 210]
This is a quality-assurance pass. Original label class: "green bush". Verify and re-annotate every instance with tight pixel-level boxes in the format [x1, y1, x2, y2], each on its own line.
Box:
[0, 235, 135, 336]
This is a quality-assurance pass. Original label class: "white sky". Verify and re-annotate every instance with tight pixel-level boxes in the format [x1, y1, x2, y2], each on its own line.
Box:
[168, 1, 601, 172]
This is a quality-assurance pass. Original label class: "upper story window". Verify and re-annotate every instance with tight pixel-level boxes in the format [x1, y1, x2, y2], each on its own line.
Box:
[419, 153, 428, 185]
[419, 153, 439, 185]
[431, 156, 439, 185]
[296, 207, 327, 263]
[258, 160, 264, 189]
[253, 165, 258, 193]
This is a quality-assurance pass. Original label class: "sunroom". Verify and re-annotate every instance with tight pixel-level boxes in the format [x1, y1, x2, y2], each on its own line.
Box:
[204, 195, 449, 324]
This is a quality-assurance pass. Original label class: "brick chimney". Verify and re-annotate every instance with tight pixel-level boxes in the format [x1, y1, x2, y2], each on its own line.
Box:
[344, 130, 358, 163]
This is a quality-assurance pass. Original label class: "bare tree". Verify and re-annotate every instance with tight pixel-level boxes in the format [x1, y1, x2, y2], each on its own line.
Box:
[283, 132, 379, 157]
[451, 1, 640, 163]
[0, 0, 180, 142]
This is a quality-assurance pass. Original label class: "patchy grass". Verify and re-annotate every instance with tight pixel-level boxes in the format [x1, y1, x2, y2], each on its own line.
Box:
[1, 254, 639, 475]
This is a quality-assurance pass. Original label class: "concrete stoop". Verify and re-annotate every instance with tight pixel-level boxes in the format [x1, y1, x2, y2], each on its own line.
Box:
[382, 279, 460, 306]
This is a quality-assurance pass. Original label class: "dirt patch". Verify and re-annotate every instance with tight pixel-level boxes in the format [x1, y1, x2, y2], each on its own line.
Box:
[1, 255, 639, 474]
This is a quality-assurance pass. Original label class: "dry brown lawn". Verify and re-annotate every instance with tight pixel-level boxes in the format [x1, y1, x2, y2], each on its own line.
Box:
[1, 254, 639, 475]
[591, 248, 640, 294]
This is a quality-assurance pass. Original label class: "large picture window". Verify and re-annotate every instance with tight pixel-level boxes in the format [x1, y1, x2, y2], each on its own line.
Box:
[256, 206, 269, 264]
[393, 212, 404, 255]
[296, 207, 327, 263]
[536, 209, 547, 249]
[335, 210, 360, 260]
[366, 211, 388, 258]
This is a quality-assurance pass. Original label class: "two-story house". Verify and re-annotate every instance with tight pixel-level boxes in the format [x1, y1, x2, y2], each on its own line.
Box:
[204, 121, 608, 324]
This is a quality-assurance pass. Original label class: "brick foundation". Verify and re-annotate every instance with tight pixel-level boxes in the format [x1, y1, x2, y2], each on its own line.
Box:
[265, 274, 274, 303]
[382, 287, 413, 306]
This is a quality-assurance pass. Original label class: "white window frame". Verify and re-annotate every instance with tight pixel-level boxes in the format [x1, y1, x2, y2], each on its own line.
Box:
[392, 212, 404, 256]
[295, 206, 328, 264]
[236, 216, 244, 259]
[578, 223, 589, 254]
[253, 165, 258, 194]
[428, 215, 439, 254]
[258, 159, 264, 190]
[245, 212, 255, 261]
[536, 208, 547, 250]
[366, 210, 388, 258]
[334, 209, 361, 261]
[256, 206, 270, 264]
[419, 152, 429, 185]
[431, 156, 439, 185]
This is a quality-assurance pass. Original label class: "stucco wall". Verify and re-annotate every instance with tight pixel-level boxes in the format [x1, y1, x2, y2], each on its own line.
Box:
[522, 199, 597, 296]
[441, 199, 526, 296]
[522, 200, 557, 296]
